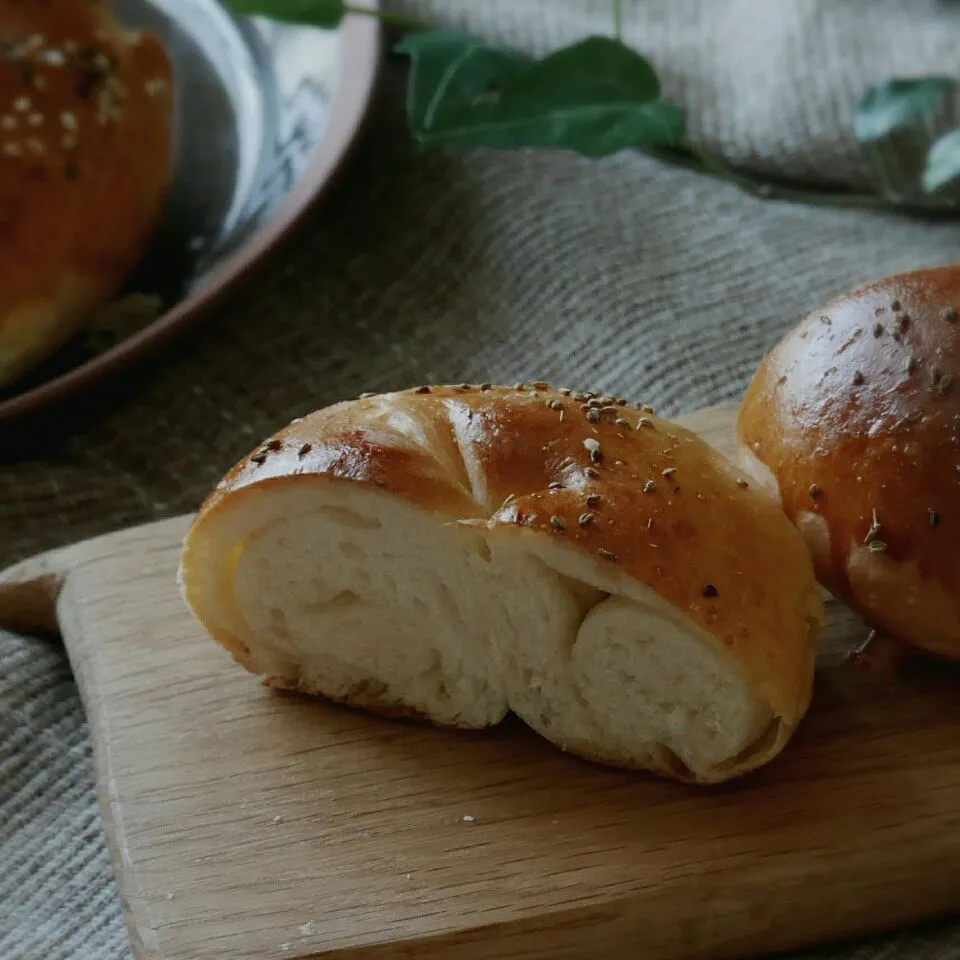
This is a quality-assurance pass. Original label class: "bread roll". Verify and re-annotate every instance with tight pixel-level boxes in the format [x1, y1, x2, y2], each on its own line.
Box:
[0, 0, 174, 388]
[180, 383, 824, 784]
[737, 265, 960, 660]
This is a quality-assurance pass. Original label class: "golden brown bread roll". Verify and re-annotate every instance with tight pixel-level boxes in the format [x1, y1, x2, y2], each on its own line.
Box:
[0, 0, 174, 388]
[737, 265, 960, 660]
[179, 383, 824, 784]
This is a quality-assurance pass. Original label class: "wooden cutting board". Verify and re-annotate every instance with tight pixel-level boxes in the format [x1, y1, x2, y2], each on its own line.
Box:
[2, 403, 960, 960]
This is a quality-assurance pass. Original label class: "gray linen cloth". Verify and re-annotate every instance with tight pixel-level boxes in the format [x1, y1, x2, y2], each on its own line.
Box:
[3, 1, 960, 957]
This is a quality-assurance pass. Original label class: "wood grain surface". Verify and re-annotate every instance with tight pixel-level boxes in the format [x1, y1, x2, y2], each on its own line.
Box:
[2, 402, 960, 960]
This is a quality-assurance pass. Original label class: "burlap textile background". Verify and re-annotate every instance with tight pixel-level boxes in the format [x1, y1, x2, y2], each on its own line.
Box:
[4, 2, 960, 957]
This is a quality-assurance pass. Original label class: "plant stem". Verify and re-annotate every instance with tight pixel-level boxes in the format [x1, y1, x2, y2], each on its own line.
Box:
[645, 142, 960, 217]
[612, 0, 623, 39]
[343, 3, 423, 30]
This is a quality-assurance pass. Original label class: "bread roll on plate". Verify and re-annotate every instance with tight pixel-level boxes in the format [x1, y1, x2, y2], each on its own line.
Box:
[180, 384, 824, 784]
[0, 0, 174, 388]
[737, 266, 960, 661]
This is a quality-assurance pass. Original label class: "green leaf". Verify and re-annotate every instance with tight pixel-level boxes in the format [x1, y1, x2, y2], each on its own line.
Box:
[223, 0, 345, 28]
[922, 129, 960, 192]
[854, 77, 955, 142]
[397, 35, 684, 156]
[394, 32, 533, 131]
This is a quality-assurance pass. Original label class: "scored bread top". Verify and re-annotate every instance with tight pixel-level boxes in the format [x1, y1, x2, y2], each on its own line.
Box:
[194, 383, 823, 724]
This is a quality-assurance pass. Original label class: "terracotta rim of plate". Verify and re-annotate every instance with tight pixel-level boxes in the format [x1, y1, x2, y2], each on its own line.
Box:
[0, 2, 381, 425]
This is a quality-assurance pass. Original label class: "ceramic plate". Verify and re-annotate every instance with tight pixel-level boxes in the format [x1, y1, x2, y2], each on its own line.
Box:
[0, 0, 380, 423]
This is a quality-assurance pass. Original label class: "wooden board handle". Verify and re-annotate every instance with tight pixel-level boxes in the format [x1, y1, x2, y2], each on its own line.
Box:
[0, 515, 194, 635]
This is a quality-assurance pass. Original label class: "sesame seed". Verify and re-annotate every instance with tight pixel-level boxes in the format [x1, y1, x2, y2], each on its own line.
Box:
[457, 383, 470, 391]
[144, 77, 168, 97]
[2, 142, 21, 156]
[462, 815, 474, 823]
[549, 515, 565, 531]
[809, 483, 821, 500]
[503, 493, 517, 506]
[942, 307, 958, 323]
[265, 439, 282, 451]
[358, 392, 376, 399]
[586, 398, 604, 409]
[661, 467, 677, 478]
[929, 508, 940, 528]
[891, 299, 902, 311]
[702, 584, 719, 598]
[897, 313, 910, 330]
[548, 481, 563, 491]
[559, 409, 565, 422]
[24, 137, 43, 155]
[251, 454, 267, 466]
[585, 494, 601, 506]
[13, 96, 30, 112]
[546, 398, 561, 409]
[614, 417, 629, 427]
[513, 382, 524, 390]
[26, 112, 43, 126]
[646, 517, 654, 530]
[873, 322, 884, 337]
[297, 443, 312, 458]
[480, 382, 492, 391]
[585, 467, 600, 480]
[533, 380, 549, 390]
[597, 548, 618, 562]
[853, 370, 864, 386]
[736, 478, 749, 488]
[864, 509, 882, 545]
[559, 387, 571, 396]
[586, 408, 600, 423]
[636, 418, 654, 429]
[643, 480, 657, 494]
[820, 315, 832, 325]
[583, 438, 602, 463]
[578, 513, 594, 526]
[59, 110, 77, 130]
[41, 49, 66, 67]
[414, 386, 431, 394]
[867, 540, 888, 554]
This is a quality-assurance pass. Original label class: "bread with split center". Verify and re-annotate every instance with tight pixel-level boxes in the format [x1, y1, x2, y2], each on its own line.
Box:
[179, 383, 824, 784]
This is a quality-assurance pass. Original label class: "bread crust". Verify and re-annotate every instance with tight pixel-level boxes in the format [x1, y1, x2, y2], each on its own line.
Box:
[0, 0, 174, 386]
[737, 265, 960, 658]
[186, 383, 823, 744]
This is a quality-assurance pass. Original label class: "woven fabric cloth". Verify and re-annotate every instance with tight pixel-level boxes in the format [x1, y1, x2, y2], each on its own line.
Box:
[3, 1, 960, 957]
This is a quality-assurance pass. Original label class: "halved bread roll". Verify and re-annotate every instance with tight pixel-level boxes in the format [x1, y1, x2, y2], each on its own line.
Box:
[180, 384, 824, 784]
